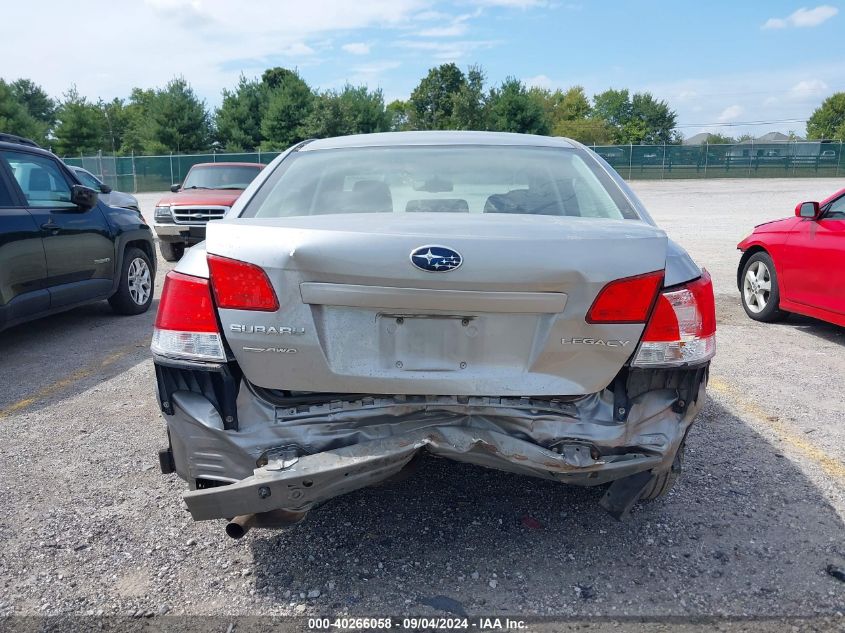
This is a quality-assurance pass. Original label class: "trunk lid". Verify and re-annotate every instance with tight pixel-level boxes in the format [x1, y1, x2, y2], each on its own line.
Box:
[207, 213, 667, 396]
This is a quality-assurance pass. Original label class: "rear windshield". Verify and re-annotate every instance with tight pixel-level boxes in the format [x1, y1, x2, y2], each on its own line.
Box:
[182, 165, 261, 190]
[244, 146, 638, 220]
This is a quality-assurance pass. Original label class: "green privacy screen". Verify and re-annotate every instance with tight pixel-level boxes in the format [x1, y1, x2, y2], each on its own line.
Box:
[63, 142, 842, 193]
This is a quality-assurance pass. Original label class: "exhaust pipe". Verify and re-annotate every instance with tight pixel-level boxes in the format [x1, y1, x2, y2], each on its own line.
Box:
[225, 515, 256, 539]
[225, 508, 307, 539]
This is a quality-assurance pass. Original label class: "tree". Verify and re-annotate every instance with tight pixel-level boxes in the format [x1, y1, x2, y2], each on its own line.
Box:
[306, 85, 388, 138]
[590, 89, 678, 144]
[98, 98, 130, 154]
[150, 77, 211, 152]
[703, 133, 735, 144]
[527, 85, 611, 143]
[408, 63, 466, 130]
[121, 88, 159, 154]
[487, 77, 549, 135]
[215, 76, 268, 150]
[260, 68, 313, 149]
[553, 118, 615, 144]
[0, 79, 46, 144]
[386, 100, 410, 131]
[592, 89, 632, 136]
[450, 65, 487, 130]
[630, 92, 677, 144]
[53, 87, 107, 155]
[10, 79, 56, 125]
[118, 80, 211, 154]
[530, 86, 591, 125]
[807, 92, 845, 141]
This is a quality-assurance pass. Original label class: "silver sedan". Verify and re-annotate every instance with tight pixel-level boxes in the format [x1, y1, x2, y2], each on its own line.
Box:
[149, 131, 716, 536]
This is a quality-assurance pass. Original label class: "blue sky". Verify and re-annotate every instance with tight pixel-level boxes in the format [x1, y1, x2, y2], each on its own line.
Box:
[1, 1, 842, 138]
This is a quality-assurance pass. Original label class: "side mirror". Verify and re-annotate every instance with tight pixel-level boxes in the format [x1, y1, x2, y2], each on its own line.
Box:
[170, 184, 181, 193]
[99, 183, 112, 194]
[795, 201, 821, 219]
[70, 185, 98, 210]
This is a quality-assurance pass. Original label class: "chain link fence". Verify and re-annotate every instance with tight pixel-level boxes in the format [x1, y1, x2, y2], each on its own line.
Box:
[63, 150, 282, 193]
[63, 141, 843, 193]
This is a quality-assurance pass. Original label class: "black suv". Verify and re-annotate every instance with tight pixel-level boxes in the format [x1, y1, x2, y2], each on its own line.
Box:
[0, 133, 156, 332]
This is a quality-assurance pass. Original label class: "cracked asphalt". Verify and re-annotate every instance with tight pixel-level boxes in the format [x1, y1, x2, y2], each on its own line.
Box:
[0, 178, 843, 631]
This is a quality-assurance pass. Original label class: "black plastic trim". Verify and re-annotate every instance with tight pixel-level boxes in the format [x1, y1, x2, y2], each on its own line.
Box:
[154, 359, 242, 430]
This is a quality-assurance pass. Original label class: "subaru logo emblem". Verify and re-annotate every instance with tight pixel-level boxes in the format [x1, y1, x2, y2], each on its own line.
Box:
[410, 245, 463, 273]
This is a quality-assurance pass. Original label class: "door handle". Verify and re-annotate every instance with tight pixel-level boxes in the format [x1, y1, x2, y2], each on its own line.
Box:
[41, 220, 58, 231]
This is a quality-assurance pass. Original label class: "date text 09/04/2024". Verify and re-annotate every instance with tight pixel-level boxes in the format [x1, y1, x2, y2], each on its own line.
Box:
[307, 617, 528, 630]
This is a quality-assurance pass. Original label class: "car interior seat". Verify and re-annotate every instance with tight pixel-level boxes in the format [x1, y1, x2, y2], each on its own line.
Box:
[483, 178, 580, 216]
[405, 199, 469, 213]
[313, 179, 393, 214]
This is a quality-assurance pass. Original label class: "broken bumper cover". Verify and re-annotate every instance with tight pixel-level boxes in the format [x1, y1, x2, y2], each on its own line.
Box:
[174, 366, 707, 521]
[184, 426, 668, 520]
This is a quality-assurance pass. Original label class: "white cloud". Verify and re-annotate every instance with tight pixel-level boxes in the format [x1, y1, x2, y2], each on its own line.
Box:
[639, 61, 845, 138]
[278, 42, 316, 57]
[351, 61, 402, 75]
[524, 74, 554, 89]
[762, 5, 838, 29]
[394, 39, 499, 60]
[1, 0, 431, 103]
[418, 23, 471, 36]
[342, 42, 371, 55]
[789, 78, 829, 98]
[416, 9, 480, 38]
[717, 105, 744, 122]
[470, 0, 548, 7]
[413, 10, 452, 21]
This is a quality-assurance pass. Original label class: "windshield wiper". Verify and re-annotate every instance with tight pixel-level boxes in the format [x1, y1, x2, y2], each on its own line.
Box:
[183, 185, 211, 190]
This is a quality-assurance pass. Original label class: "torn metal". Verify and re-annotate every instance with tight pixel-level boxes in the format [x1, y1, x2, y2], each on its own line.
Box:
[167, 373, 707, 522]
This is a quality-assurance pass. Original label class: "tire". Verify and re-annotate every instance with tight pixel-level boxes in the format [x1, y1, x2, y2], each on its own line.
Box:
[159, 241, 185, 262]
[109, 247, 154, 315]
[740, 251, 787, 322]
[641, 442, 684, 500]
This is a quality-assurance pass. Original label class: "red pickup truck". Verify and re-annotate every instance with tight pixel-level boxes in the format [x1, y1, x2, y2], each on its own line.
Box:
[152, 162, 264, 261]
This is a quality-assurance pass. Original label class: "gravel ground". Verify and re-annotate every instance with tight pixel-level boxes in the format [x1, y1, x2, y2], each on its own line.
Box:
[0, 179, 843, 630]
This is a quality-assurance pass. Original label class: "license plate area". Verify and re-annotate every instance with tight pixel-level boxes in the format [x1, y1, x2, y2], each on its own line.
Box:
[378, 314, 475, 371]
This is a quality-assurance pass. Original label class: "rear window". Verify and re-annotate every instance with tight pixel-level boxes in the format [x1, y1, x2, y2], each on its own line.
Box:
[244, 146, 638, 220]
[183, 165, 261, 190]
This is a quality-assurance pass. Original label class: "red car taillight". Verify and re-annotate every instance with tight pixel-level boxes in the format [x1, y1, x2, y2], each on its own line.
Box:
[207, 254, 279, 311]
[151, 271, 225, 361]
[587, 271, 664, 323]
[632, 270, 716, 367]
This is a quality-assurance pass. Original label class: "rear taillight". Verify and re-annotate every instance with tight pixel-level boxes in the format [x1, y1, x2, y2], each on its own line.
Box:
[151, 271, 225, 361]
[587, 271, 664, 323]
[207, 254, 279, 311]
[632, 270, 716, 367]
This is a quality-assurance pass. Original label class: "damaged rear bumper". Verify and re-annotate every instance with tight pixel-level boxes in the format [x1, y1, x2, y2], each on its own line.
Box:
[157, 363, 708, 522]
[184, 426, 667, 521]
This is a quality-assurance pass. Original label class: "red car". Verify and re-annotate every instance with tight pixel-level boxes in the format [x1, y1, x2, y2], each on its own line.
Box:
[737, 187, 845, 326]
[153, 162, 265, 261]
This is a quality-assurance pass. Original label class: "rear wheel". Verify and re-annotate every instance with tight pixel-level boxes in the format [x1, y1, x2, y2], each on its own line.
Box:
[159, 241, 185, 262]
[641, 442, 684, 500]
[109, 247, 154, 315]
[740, 251, 787, 322]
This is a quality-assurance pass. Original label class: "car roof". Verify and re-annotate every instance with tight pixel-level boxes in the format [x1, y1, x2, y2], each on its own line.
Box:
[189, 162, 265, 168]
[301, 131, 577, 151]
[0, 133, 41, 148]
[0, 138, 57, 159]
